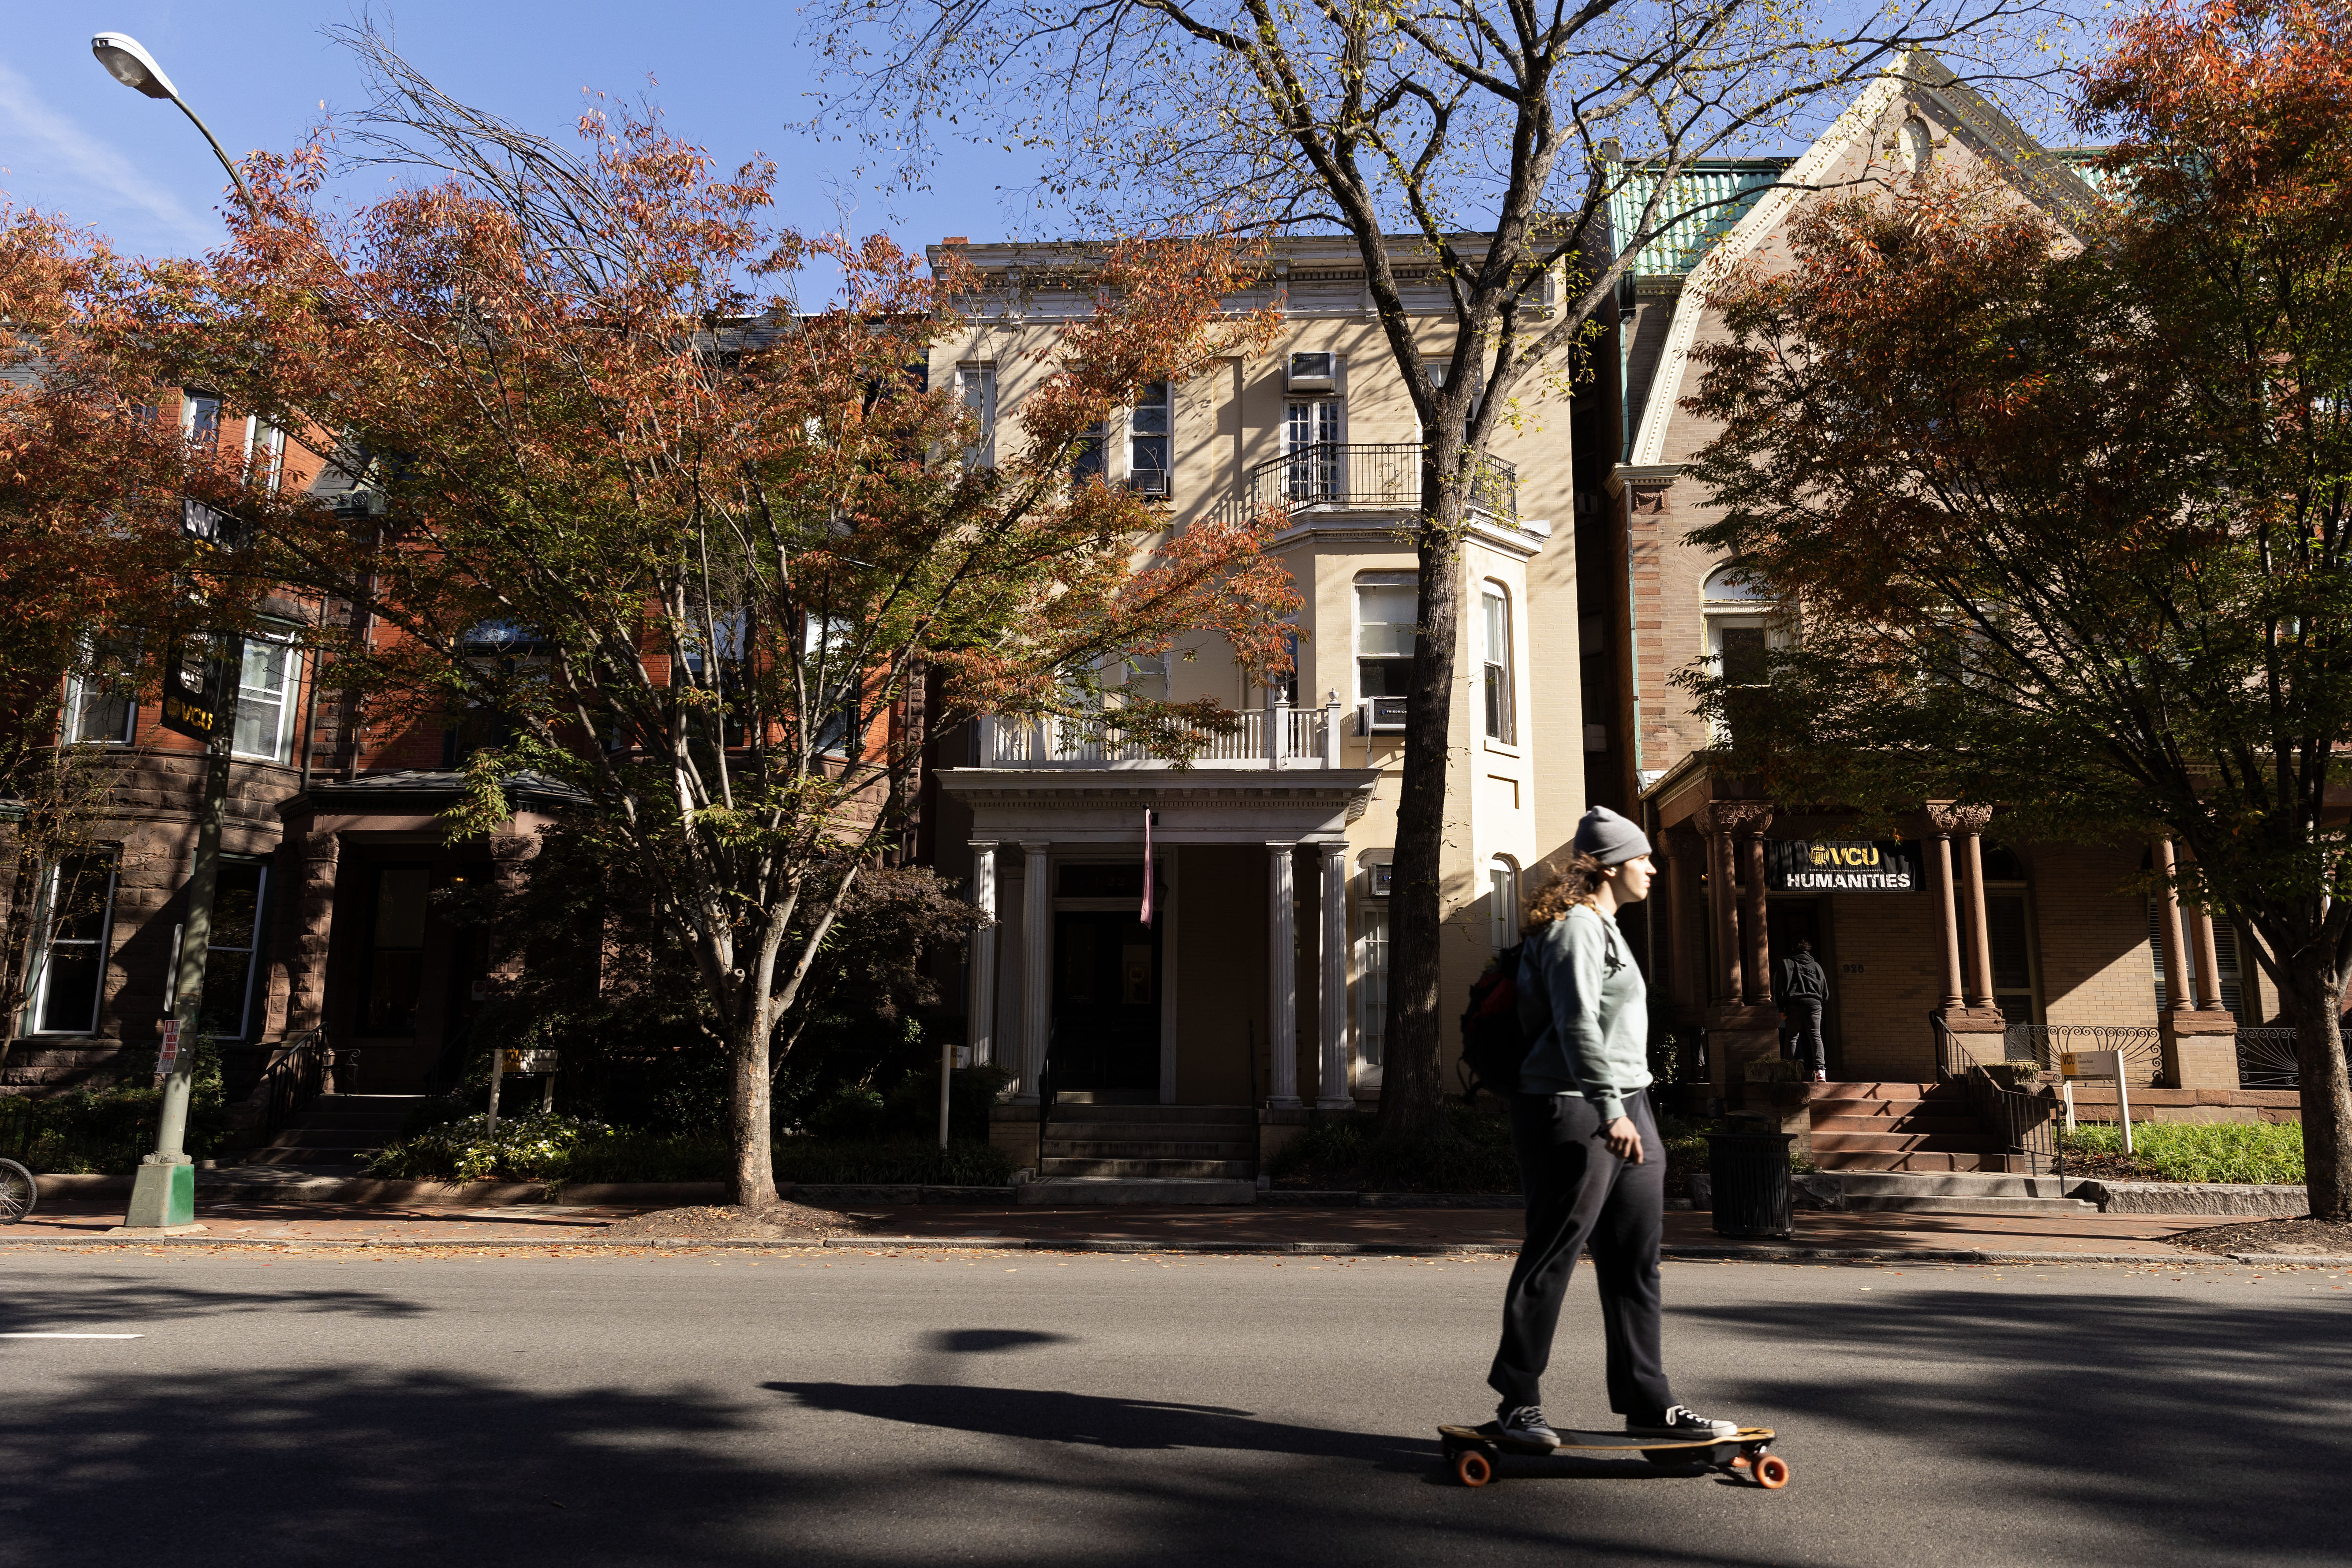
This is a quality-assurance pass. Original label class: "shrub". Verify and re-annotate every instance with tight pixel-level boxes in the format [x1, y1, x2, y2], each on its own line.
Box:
[2064, 1120, 2303, 1184]
[362, 1110, 615, 1182]
[1268, 1104, 1520, 1192]
[0, 1055, 230, 1173]
[363, 1114, 1016, 1187]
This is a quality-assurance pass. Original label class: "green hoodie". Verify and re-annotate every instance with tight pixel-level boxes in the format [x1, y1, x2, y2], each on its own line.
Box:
[1513, 903, 1651, 1118]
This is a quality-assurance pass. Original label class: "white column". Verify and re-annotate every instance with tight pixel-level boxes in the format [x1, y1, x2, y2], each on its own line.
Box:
[967, 842, 998, 1068]
[1267, 842, 1301, 1108]
[1316, 842, 1352, 1109]
[1017, 840, 1052, 1103]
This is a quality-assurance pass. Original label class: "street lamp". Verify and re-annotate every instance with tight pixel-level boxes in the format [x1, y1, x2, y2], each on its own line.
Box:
[90, 33, 258, 213]
[94, 31, 257, 1231]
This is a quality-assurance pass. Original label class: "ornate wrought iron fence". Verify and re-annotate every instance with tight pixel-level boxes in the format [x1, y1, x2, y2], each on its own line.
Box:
[2003, 1023, 2163, 1088]
[2235, 1027, 2300, 1089]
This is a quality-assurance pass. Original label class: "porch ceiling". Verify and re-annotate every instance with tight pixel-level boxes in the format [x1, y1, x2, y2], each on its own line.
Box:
[936, 766, 1380, 844]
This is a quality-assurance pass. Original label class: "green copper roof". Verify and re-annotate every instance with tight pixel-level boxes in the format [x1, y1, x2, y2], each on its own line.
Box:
[1607, 160, 1792, 277]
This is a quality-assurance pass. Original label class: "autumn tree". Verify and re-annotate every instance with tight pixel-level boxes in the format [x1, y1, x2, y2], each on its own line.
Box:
[122, 35, 1295, 1205]
[817, 0, 2094, 1136]
[1677, 0, 2352, 1217]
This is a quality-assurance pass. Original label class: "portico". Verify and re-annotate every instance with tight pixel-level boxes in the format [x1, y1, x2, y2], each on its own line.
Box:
[939, 761, 1380, 1111]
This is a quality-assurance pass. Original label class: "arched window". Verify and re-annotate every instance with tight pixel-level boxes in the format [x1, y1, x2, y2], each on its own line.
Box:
[1702, 564, 1769, 602]
[1488, 857, 1521, 952]
[1703, 564, 1775, 690]
[1480, 582, 1515, 743]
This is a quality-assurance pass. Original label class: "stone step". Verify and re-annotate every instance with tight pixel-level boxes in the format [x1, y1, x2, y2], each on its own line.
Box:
[243, 1145, 381, 1166]
[1844, 1195, 2099, 1215]
[1042, 1140, 1256, 1161]
[261, 1127, 404, 1149]
[278, 1112, 413, 1131]
[1038, 1157, 1257, 1179]
[1835, 1172, 2078, 1198]
[1043, 1104, 1255, 1124]
[1045, 1122, 1255, 1144]
[1811, 1115, 1983, 1136]
[1017, 1176, 1256, 1206]
[1812, 1150, 1993, 1172]
[1805, 1082, 1953, 1100]
[1812, 1131, 2001, 1154]
[1807, 1098, 1929, 1119]
[308, 1094, 429, 1109]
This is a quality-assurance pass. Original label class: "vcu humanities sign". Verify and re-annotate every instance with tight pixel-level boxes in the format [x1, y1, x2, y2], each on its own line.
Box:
[1764, 839, 1924, 893]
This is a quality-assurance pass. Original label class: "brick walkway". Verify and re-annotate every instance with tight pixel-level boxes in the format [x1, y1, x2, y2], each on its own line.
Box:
[1, 1196, 2254, 1256]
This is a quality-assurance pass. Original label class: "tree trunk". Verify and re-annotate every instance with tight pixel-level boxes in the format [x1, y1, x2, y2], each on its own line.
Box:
[726, 1006, 779, 1207]
[1377, 477, 1468, 1142]
[2280, 969, 2352, 1222]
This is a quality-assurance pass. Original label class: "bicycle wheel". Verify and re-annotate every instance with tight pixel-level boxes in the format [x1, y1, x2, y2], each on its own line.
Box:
[0, 1157, 35, 1223]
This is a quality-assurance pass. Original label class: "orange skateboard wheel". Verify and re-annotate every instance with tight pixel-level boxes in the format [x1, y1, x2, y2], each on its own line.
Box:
[1455, 1449, 1494, 1487]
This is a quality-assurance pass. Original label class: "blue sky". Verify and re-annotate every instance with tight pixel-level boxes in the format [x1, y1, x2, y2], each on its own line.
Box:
[0, 3, 1021, 269]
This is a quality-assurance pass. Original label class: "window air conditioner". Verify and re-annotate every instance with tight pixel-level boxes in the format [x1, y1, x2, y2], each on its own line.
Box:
[1361, 696, 1409, 733]
[1287, 352, 1337, 392]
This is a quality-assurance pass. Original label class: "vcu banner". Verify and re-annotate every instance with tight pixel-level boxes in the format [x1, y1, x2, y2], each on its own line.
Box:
[1764, 838, 1924, 893]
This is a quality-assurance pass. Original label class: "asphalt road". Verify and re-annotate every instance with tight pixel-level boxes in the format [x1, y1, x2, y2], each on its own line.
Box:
[0, 1248, 2344, 1567]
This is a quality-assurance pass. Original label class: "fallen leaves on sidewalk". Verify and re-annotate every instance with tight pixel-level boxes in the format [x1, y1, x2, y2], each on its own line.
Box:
[598, 1203, 861, 1242]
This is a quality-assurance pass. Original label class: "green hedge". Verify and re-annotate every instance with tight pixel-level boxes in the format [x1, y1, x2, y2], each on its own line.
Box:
[0, 1070, 230, 1173]
[2064, 1120, 2303, 1184]
[1268, 1105, 1521, 1192]
[362, 1113, 1014, 1187]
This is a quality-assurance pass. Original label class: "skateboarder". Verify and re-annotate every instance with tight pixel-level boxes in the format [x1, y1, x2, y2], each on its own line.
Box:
[1488, 805, 1741, 1452]
[1776, 938, 1829, 1083]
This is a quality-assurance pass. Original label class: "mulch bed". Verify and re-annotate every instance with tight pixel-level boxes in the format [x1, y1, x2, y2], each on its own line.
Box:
[2170, 1216, 2351, 1258]
[2056, 1148, 2154, 1180]
[598, 1202, 863, 1241]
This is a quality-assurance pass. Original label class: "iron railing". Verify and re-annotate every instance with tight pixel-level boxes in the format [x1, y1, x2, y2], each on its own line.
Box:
[2236, 1027, 2300, 1089]
[1222, 442, 1520, 528]
[257, 1028, 328, 1140]
[1962, 1064, 2065, 1178]
[2002, 1023, 2164, 1088]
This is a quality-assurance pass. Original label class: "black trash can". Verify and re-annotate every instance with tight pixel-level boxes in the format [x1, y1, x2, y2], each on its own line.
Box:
[1706, 1129, 1796, 1239]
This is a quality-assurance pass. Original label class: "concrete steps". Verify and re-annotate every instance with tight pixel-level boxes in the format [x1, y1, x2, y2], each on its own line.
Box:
[1017, 1176, 1256, 1206]
[1810, 1170, 2099, 1216]
[245, 1093, 423, 1168]
[1806, 1081, 1996, 1172]
[1034, 1103, 1258, 1187]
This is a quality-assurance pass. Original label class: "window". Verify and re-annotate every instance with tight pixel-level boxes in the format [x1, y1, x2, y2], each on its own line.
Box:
[1899, 117, 1934, 176]
[198, 862, 268, 1040]
[1481, 585, 1515, 743]
[231, 634, 301, 762]
[1357, 904, 1390, 1068]
[806, 614, 857, 755]
[1117, 651, 1169, 704]
[1072, 414, 1107, 486]
[1356, 578, 1417, 716]
[260, 422, 289, 494]
[358, 866, 431, 1036]
[1489, 858, 1520, 952]
[954, 363, 995, 467]
[1284, 395, 1342, 501]
[1129, 381, 1171, 496]
[181, 392, 220, 447]
[31, 857, 116, 1034]
[65, 638, 138, 744]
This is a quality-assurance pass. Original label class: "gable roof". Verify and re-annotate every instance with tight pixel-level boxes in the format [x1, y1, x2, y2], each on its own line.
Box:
[1617, 52, 2102, 468]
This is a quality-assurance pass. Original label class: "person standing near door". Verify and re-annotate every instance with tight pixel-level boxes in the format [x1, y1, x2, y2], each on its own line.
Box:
[1487, 805, 1743, 1451]
[1776, 937, 1829, 1083]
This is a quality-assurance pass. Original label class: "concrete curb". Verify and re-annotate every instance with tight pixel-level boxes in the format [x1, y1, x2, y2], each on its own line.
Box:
[2075, 1181, 2308, 1217]
[2, 1232, 2343, 1265]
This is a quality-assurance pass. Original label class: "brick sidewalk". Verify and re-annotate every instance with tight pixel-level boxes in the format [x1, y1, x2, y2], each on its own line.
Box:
[0, 1196, 2254, 1257]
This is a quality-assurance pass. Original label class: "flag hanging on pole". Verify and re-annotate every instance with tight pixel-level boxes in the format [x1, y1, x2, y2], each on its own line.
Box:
[1140, 809, 1157, 925]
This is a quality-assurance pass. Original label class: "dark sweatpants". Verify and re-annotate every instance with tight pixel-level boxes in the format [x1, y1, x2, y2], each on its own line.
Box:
[1780, 998, 1826, 1077]
[1487, 1089, 1672, 1422]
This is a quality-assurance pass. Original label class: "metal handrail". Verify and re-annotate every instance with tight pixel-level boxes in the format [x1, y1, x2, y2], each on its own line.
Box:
[258, 1028, 328, 1139]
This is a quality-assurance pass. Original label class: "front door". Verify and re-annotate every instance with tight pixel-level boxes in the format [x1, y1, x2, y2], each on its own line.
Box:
[1051, 909, 1161, 1096]
[1765, 898, 1840, 1076]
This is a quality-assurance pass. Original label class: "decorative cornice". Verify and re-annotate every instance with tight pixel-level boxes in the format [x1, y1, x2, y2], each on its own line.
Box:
[1925, 801, 1993, 835]
[1696, 801, 1774, 837]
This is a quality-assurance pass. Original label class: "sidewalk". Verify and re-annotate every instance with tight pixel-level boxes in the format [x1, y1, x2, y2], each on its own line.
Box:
[0, 1194, 2290, 1262]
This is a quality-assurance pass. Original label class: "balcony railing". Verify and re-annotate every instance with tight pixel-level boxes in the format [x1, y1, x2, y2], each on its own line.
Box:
[978, 701, 1343, 769]
[1222, 442, 1519, 529]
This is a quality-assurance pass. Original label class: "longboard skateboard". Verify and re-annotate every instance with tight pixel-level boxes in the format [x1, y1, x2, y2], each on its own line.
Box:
[1438, 1422, 1788, 1489]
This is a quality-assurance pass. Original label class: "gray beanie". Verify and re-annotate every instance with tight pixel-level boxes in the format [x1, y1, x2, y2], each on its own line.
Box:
[1572, 804, 1653, 866]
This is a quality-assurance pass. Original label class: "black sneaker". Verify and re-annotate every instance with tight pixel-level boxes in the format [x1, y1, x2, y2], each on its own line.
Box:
[1627, 1405, 1739, 1440]
[1494, 1404, 1560, 1450]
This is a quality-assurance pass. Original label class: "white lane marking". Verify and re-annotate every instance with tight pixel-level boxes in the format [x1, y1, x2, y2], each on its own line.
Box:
[0, 1333, 144, 1339]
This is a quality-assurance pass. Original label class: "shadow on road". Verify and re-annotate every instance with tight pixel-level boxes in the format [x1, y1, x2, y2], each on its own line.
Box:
[0, 1273, 429, 1333]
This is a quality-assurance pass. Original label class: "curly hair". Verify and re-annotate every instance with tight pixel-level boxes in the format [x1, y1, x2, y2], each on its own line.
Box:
[1524, 851, 1611, 927]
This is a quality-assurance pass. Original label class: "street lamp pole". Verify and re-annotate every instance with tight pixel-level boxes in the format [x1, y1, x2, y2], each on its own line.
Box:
[95, 32, 258, 1231]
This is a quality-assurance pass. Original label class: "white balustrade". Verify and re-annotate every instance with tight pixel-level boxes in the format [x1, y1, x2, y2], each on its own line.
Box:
[981, 706, 1336, 769]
